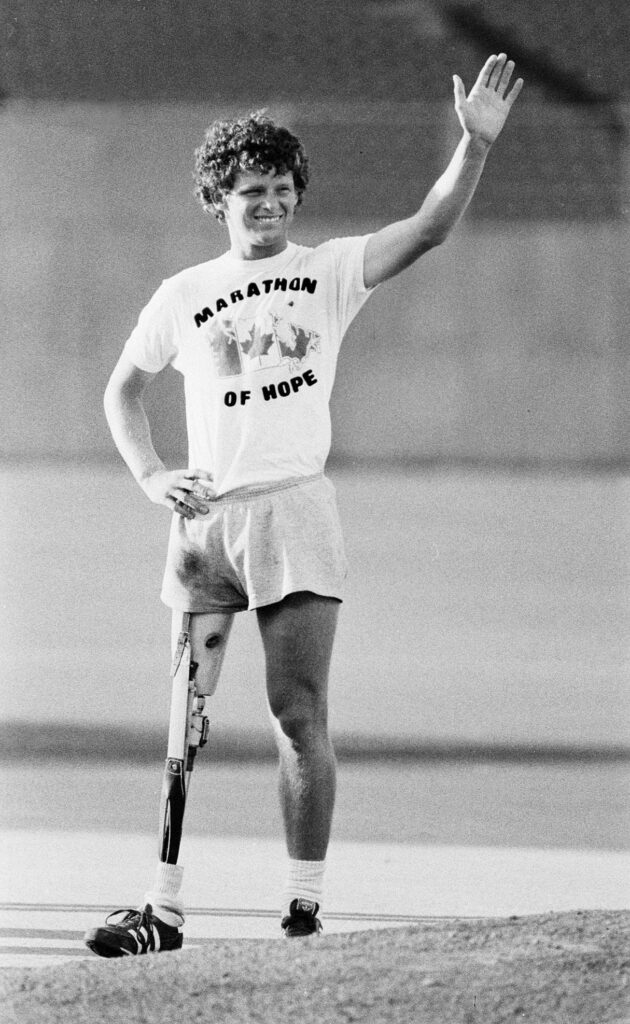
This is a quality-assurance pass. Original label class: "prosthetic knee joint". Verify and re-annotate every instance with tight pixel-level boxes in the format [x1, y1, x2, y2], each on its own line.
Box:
[158, 612, 208, 864]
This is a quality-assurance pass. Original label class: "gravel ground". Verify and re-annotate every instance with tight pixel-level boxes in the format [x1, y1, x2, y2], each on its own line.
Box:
[1, 910, 628, 1024]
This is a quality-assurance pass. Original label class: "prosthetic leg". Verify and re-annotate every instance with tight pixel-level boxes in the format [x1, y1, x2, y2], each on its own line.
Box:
[158, 612, 209, 864]
[83, 613, 222, 956]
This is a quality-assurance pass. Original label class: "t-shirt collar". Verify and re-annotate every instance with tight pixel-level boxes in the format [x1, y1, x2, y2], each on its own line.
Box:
[221, 242, 298, 269]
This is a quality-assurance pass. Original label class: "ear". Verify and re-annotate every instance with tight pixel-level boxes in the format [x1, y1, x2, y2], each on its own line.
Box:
[212, 199, 226, 222]
[211, 187, 229, 221]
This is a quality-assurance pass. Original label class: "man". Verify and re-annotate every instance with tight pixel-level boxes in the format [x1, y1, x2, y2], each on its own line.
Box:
[85, 54, 522, 956]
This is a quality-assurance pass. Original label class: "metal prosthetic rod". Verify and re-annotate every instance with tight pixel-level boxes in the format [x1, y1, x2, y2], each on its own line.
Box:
[158, 613, 209, 864]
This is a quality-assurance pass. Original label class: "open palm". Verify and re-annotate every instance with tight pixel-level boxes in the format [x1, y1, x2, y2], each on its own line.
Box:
[454, 54, 523, 146]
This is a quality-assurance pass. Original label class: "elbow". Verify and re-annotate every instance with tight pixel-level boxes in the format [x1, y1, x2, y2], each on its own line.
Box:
[421, 227, 449, 252]
[400, 233, 442, 272]
[103, 383, 119, 434]
[103, 376, 131, 423]
[415, 210, 459, 253]
[103, 365, 145, 411]
[406, 235, 442, 267]
[413, 221, 449, 259]
[103, 377, 119, 415]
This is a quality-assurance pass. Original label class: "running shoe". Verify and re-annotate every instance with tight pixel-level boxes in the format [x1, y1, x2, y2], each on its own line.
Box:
[84, 903, 183, 957]
[281, 898, 322, 937]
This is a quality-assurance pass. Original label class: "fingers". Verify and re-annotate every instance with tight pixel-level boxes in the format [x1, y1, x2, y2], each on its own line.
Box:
[183, 468, 215, 501]
[480, 53, 500, 89]
[171, 486, 209, 509]
[504, 74, 524, 108]
[484, 53, 522, 100]
[184, 468, 213, 482]
[169, 469, 215, 518]
[170, 497, 197, 520]
[169, 487, 209, 519]
[493, 56, 516, 100]
[486, 54, 506, 90]
[180, 468, 216, 502]
[452, 74, 467, 109]
[189, 480, 216, 501]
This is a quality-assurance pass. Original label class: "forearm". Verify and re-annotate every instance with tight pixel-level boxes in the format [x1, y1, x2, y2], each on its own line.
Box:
[364, 55, 522, 288]
[103, 385, 165, 484]
[363, 131, 491, 286]
[416, 130, 491, 248]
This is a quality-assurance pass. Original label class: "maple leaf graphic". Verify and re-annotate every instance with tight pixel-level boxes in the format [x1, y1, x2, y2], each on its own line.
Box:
[241, 323, 276, 362]
[207, 318, 242, 376]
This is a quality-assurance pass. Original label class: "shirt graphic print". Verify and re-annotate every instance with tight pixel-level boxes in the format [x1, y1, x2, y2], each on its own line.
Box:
[123, 234, 375, 493]
[205, 313, 321, 377]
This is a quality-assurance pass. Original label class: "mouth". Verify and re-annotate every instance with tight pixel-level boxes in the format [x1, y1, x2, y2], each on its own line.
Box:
[254, 214, 283, 225]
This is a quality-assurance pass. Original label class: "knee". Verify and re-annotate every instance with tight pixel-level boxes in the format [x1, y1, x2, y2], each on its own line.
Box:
[269, 683, 328, 747]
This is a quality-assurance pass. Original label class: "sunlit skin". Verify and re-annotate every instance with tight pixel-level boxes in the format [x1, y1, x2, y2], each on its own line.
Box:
[214, 169, 299, 260]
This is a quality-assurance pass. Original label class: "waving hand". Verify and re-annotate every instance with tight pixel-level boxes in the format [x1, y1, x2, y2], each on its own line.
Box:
[363, 53, 523, 287]
[453, 53, 523, 146]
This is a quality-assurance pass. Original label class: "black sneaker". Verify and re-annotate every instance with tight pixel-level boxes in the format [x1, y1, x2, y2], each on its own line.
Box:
[281, 898, 322, 937]
[84, 903, 183, 958]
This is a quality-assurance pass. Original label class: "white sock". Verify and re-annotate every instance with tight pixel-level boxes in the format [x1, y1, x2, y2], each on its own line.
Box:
[144, 862, 185, 926]
[283, 858, 326, 917]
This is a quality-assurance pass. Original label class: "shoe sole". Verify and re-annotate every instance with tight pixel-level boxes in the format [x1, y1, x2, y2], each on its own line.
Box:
[283, 925, 322, 938]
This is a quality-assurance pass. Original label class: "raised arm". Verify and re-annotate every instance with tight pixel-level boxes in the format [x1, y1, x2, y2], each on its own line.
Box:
[363, 54, 523, 289]
[104, 354, 213, 518]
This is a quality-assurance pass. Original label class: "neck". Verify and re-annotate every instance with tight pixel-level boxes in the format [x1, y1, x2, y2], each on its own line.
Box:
[230, 238, 289, 261]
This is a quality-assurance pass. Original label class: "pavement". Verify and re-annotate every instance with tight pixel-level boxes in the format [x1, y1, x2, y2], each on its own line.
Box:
[1, 755, 629, 969]
[1, 825, 628, 969]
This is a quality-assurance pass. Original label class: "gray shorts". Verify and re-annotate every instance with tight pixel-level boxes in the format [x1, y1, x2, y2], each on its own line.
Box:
[160, 473, 348, 613]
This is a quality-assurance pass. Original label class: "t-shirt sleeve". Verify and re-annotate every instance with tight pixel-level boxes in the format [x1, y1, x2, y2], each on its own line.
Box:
[122, 281, 180, 373]
[325, 234, 378, 340]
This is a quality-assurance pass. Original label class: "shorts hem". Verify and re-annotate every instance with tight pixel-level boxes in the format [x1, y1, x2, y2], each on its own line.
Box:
[247, 586, 344, 611]
[160, 594, 248, 614]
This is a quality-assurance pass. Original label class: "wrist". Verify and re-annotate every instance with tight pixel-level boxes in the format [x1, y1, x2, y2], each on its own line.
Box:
[137, 461, 165, 486]
[461, 130, 493, 157]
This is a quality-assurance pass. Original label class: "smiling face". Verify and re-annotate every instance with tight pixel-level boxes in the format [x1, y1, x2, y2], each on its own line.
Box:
[215, 168, 299, 260]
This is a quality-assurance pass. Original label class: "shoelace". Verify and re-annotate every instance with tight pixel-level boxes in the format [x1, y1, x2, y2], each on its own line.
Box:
[106, 906, 159, 953]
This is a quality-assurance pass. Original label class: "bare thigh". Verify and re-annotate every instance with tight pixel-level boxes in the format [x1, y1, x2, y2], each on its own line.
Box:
[256, 592, 340, 730]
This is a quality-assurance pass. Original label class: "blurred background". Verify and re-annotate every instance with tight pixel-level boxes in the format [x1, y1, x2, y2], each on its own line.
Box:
[0, 0, 628, 773]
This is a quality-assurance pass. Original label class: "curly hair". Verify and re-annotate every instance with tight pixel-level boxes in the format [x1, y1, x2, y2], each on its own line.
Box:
[194, 111, 309, 220]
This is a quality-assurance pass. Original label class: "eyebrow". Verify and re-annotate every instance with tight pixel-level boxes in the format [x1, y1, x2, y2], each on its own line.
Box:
[236, 181, 293, 192]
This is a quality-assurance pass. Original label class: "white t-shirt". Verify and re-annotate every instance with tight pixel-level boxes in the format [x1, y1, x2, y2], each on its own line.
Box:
[124, 234, 375, 495]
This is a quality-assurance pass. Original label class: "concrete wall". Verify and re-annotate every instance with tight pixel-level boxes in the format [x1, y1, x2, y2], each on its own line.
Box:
[2, 101, 628, 466]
